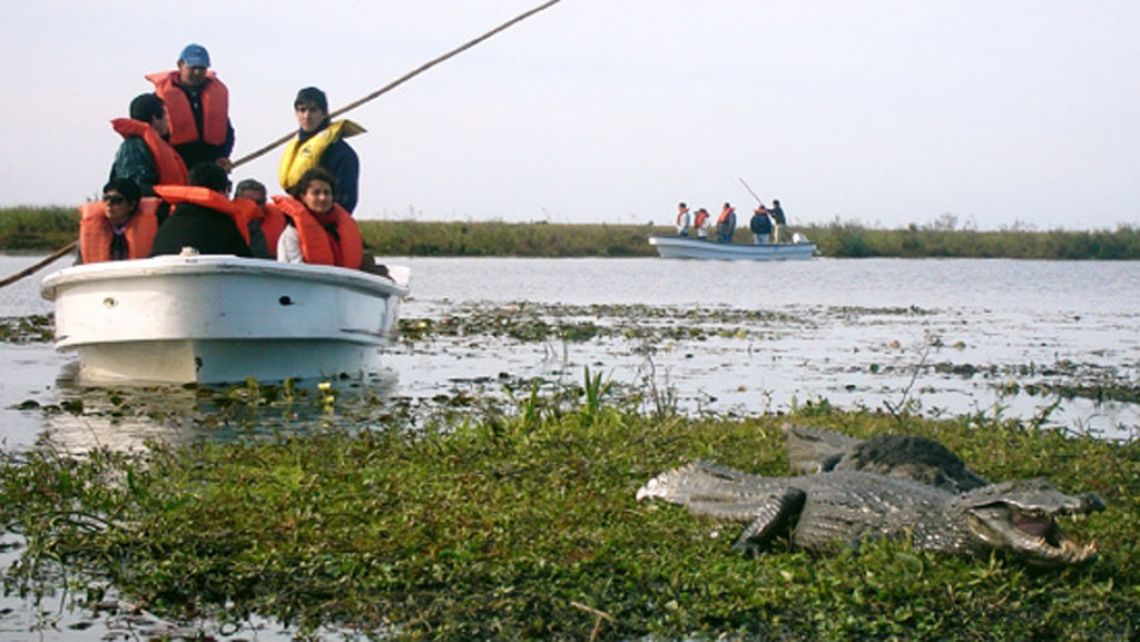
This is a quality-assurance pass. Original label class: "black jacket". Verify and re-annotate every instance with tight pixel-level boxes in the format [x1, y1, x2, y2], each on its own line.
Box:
[150, 203, 252, 257]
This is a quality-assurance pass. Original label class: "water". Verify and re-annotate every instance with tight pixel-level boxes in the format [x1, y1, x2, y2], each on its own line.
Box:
[2, 252, 1139, 639]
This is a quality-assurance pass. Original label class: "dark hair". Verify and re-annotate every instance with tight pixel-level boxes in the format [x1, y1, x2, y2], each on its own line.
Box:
[291, 167, 338, 200]
[234, 178, 266, 196]
[294, 86, 328, 113]
[188, 162, 230, 192]
[102, 178, 141, 204]
[129, 93, 165, 123]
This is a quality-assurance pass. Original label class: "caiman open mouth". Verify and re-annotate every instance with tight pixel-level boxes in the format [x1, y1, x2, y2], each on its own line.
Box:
[968, 504, 1098, 565]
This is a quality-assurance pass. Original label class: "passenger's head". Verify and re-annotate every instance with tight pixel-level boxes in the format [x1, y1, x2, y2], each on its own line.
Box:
[102, 178, 141, 225]
[773, 199, 780, 207]
[177, 43, 211, 87]
[294, 87, 329, 134]
[234, 178, 267, 206]
[678, 202, 687, 210]
[293, 167, 338, 215]
[129, 93, 169, 136]
[188, 162, 230, 194]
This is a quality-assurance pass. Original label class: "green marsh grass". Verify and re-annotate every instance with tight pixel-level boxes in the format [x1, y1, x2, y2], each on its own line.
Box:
[1, 390, 1136, 640]
[3, 205, 1138, 259]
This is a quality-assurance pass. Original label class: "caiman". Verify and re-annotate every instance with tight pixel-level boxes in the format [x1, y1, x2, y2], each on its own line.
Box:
[637, 461, 1105, 565]
[784, 425, 989, 493]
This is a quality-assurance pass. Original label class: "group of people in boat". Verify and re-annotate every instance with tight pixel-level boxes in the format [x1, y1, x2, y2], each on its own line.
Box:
[673, 199, 788, 245]
[81, 43, 386, 275]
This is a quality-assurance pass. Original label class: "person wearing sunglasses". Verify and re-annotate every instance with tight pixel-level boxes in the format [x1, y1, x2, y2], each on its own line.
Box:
[78, 179, 161, 263]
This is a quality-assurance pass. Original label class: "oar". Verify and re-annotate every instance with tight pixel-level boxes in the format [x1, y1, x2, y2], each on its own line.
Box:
[0, 0, 562, 289]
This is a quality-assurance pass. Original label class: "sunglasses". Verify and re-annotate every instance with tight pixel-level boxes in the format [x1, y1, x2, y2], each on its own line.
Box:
[103, 194, 126, 205]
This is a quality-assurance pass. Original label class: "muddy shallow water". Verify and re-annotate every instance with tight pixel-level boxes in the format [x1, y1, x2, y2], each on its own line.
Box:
[1, 253, 1139, 640]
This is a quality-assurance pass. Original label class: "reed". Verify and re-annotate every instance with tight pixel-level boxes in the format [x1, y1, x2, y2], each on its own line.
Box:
[3, 206, 1138, 259]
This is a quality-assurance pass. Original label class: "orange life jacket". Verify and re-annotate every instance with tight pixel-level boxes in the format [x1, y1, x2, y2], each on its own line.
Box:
[145, 71, 229, 147]
[153, 185, 251, 245]
[717, 206, 736, 225]
[271, 195, 363, 269]
[79, 198, 161, 263]
[693, 209, 710, 228]
[110, 118, 189, 186]
[233, 198, 287, 258]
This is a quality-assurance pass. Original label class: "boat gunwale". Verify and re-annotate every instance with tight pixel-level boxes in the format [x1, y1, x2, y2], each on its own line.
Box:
[41, 255, 408, 302]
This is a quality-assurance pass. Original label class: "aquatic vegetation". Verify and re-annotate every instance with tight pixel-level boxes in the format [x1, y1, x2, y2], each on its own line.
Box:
[0, 314, 53, 344]
[0, 388, 1136, 640]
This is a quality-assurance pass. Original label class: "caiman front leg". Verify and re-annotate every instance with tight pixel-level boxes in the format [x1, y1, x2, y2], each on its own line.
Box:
[732, 488, 807, 556]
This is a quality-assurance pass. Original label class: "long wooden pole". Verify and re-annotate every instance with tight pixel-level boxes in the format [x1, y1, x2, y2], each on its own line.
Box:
[0, 0, 562, 289]
[232, 0, 562, 167]
[738, 177, 763, 206]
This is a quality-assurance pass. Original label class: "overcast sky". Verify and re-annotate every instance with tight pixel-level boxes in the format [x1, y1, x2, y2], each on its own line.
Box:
[1, 1, 1137, 230]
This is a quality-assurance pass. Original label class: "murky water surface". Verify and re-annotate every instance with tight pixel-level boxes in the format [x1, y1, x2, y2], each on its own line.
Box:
[2, 252, 1139, 639]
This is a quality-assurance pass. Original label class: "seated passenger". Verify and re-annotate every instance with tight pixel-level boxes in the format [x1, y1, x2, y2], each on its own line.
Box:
[232, 178, 286, 259]
[109, 93, 188, 204]
[715, 202, 737, 243]
[272, 168, 363, 268]
[150, 162, 253, 257]
[78, 179, 161, 263]
[749, 204, 773, 245]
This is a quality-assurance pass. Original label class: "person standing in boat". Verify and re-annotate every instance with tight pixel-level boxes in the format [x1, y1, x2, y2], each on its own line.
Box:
[749, 203, 773, 245]
[279, 87, 363, 214]
[78, 179, 161, 264]
[693, 207, 710, 239]
[715, 203, 737, 243]
[149, 163, 252, 258]
[675, 202, 692, 237]
[146, 44, 235, 172]
[108, 93, 188, 207]
[769, 198, 787, 243]
[232, 178, 286, 259]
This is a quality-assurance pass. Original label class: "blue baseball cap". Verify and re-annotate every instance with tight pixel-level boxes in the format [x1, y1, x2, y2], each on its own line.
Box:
[179, 43, 210, 68]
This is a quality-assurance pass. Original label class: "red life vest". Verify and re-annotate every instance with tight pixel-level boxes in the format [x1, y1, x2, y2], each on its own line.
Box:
[693, 209, 710, 228]
[271, 195, 363, 269]
[233, 198, 287, 258]
[110, 118, 189, 186]
[717, 206, 736, 225]
[675, 207, 689, 226]
[79, 198, 161, 263]
[153, 185, 251, 245]
[145, 71, 229, 147]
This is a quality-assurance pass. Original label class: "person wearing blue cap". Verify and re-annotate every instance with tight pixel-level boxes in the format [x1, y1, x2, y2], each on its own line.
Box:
[146, 44, 235, 173]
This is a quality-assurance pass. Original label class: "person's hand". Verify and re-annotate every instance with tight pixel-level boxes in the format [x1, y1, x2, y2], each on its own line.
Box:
[216, 157, 234, 173]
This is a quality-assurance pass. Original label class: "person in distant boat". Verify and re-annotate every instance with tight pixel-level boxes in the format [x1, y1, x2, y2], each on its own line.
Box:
[693, 207, 710, 239]
[149, 163, 252, 257]
[279, 87, 363, 214]
[675, 202, 692, 237]
[146, 43, 235, 172]
[715, 202, 737, 243]
[750, 203, 773, 245]
[108, 93, 188, 207]
[769, 198, 787, 243]
[232, 178, 286, 259]
[78, 179, 161, 264]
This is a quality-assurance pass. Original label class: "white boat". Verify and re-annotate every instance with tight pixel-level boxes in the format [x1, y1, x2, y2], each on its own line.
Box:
[648, 235, 819, 260]
[40, 254, 410, 386]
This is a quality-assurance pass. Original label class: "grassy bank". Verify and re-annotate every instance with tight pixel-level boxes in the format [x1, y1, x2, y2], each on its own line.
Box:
[3, 206, 1138, 259]
[1, 384, 1136, 640]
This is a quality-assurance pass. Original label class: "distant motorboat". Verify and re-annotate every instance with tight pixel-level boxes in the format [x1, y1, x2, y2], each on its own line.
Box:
[41, 254, 410, 385]
[649, 234, 819, 261]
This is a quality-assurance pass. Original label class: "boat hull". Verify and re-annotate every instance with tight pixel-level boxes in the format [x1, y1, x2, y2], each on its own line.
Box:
[41, 255, 410, 385]
[649, 235, 817, 260]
